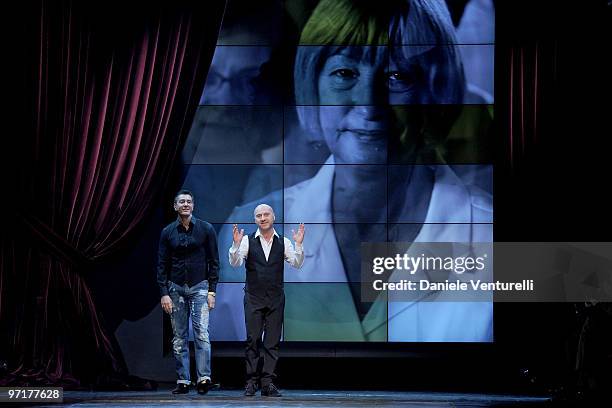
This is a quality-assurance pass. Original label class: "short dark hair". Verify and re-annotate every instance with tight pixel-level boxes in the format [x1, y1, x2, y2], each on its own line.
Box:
[174, 189, 194, 203]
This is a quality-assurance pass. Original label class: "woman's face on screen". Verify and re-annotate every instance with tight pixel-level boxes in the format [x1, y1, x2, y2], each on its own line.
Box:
[316, 46, 425, 165]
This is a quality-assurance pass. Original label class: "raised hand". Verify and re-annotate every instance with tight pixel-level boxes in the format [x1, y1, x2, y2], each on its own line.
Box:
[161, 295, 173, 314]
[233, 224, 244, 246]
[292, 223, 305, 244]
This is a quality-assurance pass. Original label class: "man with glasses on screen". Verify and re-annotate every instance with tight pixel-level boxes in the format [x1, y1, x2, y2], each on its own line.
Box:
[229, 204, 305, 397]
[157, 190, 219, 395]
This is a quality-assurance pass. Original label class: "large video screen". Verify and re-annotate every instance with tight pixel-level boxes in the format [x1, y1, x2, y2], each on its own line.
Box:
[181, 0, 494, 342]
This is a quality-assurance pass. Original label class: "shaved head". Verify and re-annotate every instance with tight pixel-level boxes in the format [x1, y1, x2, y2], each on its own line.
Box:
[254, 203, 274, 218]
[253, 204, 276, 231]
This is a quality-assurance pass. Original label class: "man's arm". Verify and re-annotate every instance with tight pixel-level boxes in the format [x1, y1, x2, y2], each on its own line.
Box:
[157, 228, 173, 314]
[206, 225, 220, 294]
[229, 233, 249, 267]
[157, 228, 171, 297]
[283, 238, 304, 269]
[285, 223, 305, 268]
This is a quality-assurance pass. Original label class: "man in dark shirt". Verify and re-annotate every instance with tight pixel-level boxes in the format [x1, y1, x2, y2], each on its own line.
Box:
[157, 190, 219, 395]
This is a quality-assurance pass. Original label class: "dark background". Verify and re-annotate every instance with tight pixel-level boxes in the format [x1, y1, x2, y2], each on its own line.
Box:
[4, 0, 611, 396]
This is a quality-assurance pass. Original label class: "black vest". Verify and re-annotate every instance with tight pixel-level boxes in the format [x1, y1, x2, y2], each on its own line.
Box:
[245, 232, 284, 298]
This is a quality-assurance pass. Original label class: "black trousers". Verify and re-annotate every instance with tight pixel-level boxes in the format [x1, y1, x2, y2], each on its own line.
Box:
[244, 292, 284, 387]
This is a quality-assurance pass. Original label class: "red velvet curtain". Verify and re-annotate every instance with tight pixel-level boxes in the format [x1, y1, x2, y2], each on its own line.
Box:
[493, 0, 610, 241]
[503, 41, 557, 169]
[1, 0, 224, 386]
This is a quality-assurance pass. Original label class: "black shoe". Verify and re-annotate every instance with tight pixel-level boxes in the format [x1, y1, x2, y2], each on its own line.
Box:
[171, 383, 189, 394]
[244, 382, 256, 397]
[197, 379, 211, 395]
[261, 383, 282, 397]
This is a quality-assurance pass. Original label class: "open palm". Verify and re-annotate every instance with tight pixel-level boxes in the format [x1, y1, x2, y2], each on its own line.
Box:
[292, 223, 305, 244]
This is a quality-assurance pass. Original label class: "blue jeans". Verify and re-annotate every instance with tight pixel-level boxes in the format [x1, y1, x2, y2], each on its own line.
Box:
[168, 280, 211, 384]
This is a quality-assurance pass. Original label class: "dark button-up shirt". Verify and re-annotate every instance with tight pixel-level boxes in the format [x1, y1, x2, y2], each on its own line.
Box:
[157, 216, 219, 296]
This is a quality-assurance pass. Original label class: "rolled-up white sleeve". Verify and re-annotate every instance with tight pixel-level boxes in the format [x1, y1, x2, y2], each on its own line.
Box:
[229, 235, 249, 267]
[283, 237, 304, 269]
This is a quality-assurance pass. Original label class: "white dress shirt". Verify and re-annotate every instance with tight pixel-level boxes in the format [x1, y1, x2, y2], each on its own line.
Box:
[229, 228, 304, 269]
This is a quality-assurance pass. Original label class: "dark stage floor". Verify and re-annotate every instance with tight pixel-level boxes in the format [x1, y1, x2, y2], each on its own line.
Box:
[34, 388, 550, 407]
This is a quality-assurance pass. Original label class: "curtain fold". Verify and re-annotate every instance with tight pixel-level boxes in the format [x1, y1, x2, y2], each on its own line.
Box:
[500, 40, 558, 169]
[1, 0, 225, 386]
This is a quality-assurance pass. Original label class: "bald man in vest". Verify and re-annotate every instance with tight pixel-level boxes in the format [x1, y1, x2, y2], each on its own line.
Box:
[229, 204, 305, 397]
